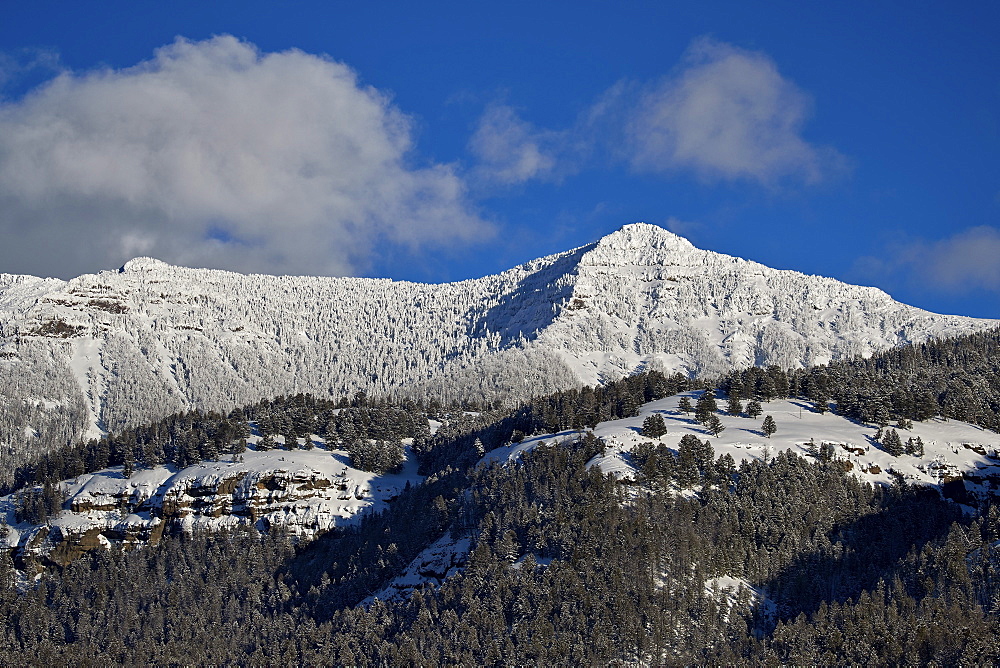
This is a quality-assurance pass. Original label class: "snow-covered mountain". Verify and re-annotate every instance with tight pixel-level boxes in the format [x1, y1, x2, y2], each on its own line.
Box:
[0, 222, 994, 457]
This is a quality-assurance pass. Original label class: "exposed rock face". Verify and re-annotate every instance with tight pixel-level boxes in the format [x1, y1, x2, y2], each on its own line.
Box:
[4, 445, 421, 571]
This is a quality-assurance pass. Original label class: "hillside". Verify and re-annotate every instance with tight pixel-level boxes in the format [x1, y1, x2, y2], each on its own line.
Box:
[3, 380, 1000, 664]
[6, 384, 1000, 577]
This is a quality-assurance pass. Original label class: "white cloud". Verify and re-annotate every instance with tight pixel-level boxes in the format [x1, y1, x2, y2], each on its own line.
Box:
[854, 226, 1000, 295]
[919, 226, 1000, 292]
[465, 39, 844, 190]
[0, 35, 490, 277]
[468, 103, 560, 186]
[627, 38, 844, 185]
[0, 47, 62, 95]
[662, 216, 703, 238]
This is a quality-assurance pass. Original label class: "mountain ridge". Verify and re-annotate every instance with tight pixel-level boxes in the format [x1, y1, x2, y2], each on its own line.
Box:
[0, 223, 994, 459]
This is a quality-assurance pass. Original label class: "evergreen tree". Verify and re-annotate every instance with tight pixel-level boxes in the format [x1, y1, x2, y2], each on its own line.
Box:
[641, 414, 667, 439]
[871, 401, 892, 427]
[122, 449, 134, 479]
[706, 414, 725, 438]
[726, 395, 743, 417]
[678, 396, 694, 416]
[677, 434, 701, 487]
[695, 390, 718, 425]
[762, 414, 777, 438]
[746, 399, 763, 419]
[881, 428, 903, 456]
[905, 435, 925, 457]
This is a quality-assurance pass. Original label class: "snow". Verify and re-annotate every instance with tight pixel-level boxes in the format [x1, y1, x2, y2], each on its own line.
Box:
[1, 222, 994, 449]
[0, 436, 424, 553]
[363, 532, 472, 605]
[704, 575, 776, 623]
[67, 338, 106, 440]
[489, 391, 1000, 495]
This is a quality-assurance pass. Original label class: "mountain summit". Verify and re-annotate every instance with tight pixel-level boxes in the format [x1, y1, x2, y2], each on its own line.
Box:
[0, 223, 994, 453]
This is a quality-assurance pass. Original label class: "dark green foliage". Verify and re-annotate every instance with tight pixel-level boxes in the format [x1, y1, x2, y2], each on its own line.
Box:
[727, 394, 743, 416]
[746, 399, 763, 419]
[2, 439, 995, 665]
[721, 366, 791, 403]
[792, 327, 1000, 432]
[1, 392, 438, 494]
[706, 413, 725, 437]
[675, 433, 716, 487]
[762, 414, 777, 438]
[882, 428, 904, 456]
[346, 439, 405, 475]
[678, 396, 694, 415]
[14, 482, 65, 524]
[695, 389, 718, 424]
[5, 335, 1000, 663]
[640, 413, 667, 439]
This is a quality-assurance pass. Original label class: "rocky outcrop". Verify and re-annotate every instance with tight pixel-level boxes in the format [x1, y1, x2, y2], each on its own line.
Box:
[4, 446, 420, 571]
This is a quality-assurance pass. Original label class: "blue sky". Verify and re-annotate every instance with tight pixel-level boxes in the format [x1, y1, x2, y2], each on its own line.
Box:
[0, 2, 998, 318]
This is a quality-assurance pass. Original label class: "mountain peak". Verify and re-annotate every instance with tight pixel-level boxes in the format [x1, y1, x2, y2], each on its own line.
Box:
[601, 222, 694, 248]
[119, 257, 172, 273]
[599, 222, 695, 250]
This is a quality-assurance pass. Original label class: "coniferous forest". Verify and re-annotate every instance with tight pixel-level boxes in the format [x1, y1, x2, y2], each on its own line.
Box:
[3, 329, 1000, 663]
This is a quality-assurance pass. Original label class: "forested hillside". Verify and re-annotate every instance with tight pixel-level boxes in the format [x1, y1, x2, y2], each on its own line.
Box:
[0, 434, 996, 663]
[3, 328, 1000, 662]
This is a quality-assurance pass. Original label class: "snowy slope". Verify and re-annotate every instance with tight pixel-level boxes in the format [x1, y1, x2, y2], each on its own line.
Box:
[0, 223, 994, 458]
[487, 392, 1000, 494]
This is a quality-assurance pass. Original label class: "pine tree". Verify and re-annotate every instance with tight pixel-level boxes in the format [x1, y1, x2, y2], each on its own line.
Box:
[714, 452, 737, 482]
[871, 401, 891, 427]
[762, 415, 777, 438]
[727, 395, 743, 417]
[695, 390, 718, 425]
[678, 396, 694, 416]
[677, 434, 701, 487]
[641, 414, 667, 439]
[882, 428, 903, 456]
[905, 436, 925, 457]
[746, 399, 763, 419]
[706, 414, 725, 438]
[122, 449, 134, 478]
